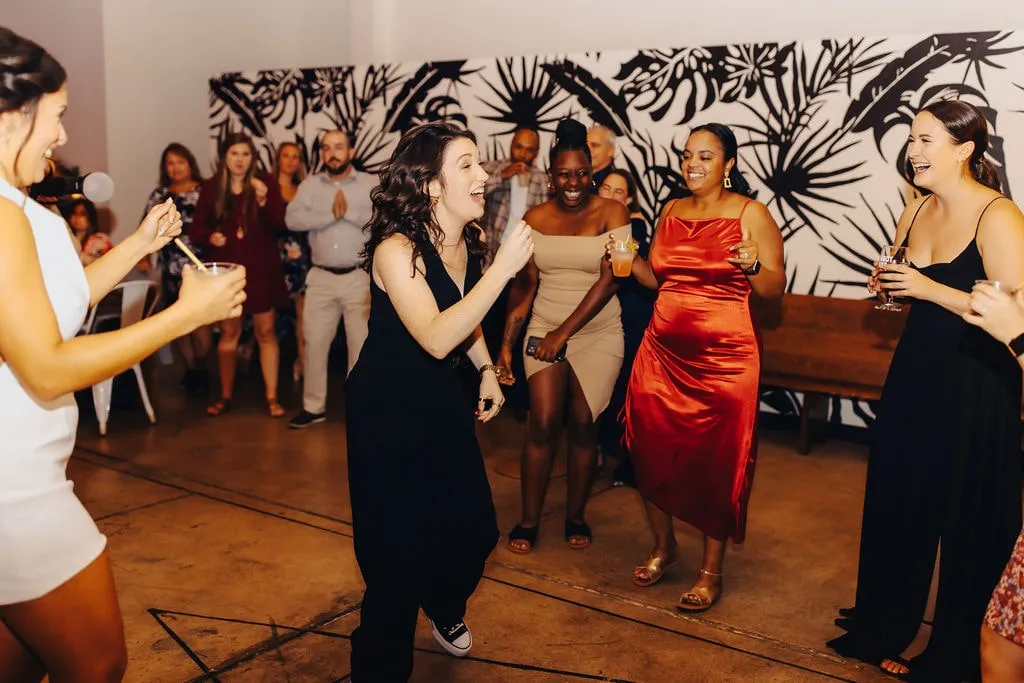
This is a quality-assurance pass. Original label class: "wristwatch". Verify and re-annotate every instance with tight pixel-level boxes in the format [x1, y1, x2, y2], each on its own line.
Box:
[743, 260, 762, 276]
[1008, 333, 1024, 357]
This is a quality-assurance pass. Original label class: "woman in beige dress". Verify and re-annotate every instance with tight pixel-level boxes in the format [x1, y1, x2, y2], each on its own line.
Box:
[497, 118, 630, 553]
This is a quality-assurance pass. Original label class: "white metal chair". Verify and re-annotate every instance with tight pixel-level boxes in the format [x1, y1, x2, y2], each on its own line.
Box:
[81, 280, 160, 435]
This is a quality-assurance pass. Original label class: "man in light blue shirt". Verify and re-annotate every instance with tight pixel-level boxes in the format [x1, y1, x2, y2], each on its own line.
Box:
[285, 130, 376, 428]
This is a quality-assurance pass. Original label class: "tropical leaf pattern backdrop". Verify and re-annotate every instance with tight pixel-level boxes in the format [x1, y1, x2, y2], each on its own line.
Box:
[209, 31, 1024, 428]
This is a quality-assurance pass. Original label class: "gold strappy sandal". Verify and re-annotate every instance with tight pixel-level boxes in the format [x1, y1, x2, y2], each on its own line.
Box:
[632, 552, 676, 588]
[676, 569, 723, 612]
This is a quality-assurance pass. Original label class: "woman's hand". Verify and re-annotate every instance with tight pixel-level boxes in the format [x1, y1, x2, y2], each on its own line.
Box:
[877, 263, 936, 301]
[534, 329, 569, 363]
[251, 177, 269, 207]
[477, 367, 504, 422]
[727, 224, 758, 271]
[135, 198, 182, 255]
[963, 283, 1024, 345]
[495, 348, 515, 386]
[491, 221, 535, 280]
[867, 262, 883, 295]
[605, 233, 639, 276]
[177, 265, 248, 329]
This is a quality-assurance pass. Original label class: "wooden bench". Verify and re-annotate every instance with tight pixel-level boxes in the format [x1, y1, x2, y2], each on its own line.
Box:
[752, 293, 908, 453]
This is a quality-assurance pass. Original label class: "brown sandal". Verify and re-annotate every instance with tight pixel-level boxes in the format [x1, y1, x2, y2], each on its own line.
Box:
[633, 551, 676, 588]
[267, 398, 286, 418]
[676, 569, 723, 612]
[207, 398, 231, 417]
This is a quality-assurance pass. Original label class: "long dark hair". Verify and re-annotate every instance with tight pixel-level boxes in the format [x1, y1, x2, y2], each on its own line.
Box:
[684, 123, 756, 199]
[603, 168, 641, 213]
[905, 100, 1001, 192]
[0, 27, 67, 186]
[212, 133, 259, 230]
[361, 122, 486, 272]
[158, 142, 203, 188]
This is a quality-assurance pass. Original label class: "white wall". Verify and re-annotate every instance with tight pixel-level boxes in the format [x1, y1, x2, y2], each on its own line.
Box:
[362, 0, 1024, 63]
[94, 0, 1024, 237]
[101, 0, 352, 236]
[4, 0, 108, 174]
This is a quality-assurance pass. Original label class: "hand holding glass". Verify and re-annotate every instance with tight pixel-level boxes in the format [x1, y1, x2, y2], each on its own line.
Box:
[875, 246, 907, 311]
[609, 239, 636, 277]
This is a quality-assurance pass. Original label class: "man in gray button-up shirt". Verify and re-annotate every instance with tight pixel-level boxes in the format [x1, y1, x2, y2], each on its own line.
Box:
[285, 130, 377, 428]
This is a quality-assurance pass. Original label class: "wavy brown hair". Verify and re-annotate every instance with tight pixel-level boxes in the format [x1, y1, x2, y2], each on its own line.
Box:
[361, 122, 486, 272]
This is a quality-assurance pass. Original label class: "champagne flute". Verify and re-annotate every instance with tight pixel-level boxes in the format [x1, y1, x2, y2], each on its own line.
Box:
[875, 245, 908, 311]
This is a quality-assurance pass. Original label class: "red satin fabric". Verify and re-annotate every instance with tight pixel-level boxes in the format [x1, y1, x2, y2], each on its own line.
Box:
[622, 214, 760, 543]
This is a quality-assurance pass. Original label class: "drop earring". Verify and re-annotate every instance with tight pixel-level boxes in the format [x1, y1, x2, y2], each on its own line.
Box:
[723, 176, 733, 189]
[430, 195, 439, 207]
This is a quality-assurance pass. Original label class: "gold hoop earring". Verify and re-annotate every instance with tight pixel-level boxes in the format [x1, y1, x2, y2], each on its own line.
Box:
[723, 176, 733, 189]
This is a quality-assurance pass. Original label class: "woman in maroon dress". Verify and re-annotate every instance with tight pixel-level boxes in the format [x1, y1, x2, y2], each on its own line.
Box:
[617, 123, 785, 611]
[191, 133, 289, 417]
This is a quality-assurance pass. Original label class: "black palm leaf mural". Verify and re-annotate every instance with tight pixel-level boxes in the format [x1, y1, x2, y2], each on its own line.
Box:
[734, 39, 889, 240]
[382, 60, 479, 133]
[476, 57, 570, 138]
[209, 29, 1024, 429]
[820, 193, 904, 290]
[843, 33, 1024, 196]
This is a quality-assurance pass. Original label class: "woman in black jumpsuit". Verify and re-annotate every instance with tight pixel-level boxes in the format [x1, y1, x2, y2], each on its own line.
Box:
[345, 122, 534, 682]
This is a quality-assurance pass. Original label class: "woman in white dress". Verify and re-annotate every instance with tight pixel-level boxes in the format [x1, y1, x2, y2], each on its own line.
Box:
[0, 27, 248, 682]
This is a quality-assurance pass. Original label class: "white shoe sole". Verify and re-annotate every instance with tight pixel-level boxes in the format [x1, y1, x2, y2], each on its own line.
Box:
[429, 620, 472, 657]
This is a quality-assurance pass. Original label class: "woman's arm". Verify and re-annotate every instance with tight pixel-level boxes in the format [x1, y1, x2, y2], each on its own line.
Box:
[629, 200, 676, 290]
[83, 232, 153, 305]
[884, 198, 1024, 315]
[500, 256, 539, 358]
[735, 201, 786, 299]
[83, 200, 178, 306]
[256, 175, 287, 235]
[189, 183, 216, 246]
[0, 199, 240, 401]
[373, 228, 530, 360]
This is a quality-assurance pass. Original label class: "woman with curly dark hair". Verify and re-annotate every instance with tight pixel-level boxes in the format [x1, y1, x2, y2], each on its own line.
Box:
[344, 122, 533, 682]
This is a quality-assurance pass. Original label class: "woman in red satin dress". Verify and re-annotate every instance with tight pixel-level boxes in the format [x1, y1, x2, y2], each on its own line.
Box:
[617, 123, 785, 612]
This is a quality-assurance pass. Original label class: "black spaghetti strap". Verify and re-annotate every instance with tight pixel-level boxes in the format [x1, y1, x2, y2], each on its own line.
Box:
[902, 195, 933, 246]
[974, 195, 1007, 237]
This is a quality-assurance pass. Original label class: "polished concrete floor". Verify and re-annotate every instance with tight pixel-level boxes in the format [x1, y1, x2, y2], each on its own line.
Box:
[69, 362, 905, 683]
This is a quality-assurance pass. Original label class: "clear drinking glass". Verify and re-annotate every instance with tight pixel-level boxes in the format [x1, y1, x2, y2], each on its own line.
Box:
[609, 240, 636, 277]
[875, 246, 908, 311]
[186, 261, 240, 276]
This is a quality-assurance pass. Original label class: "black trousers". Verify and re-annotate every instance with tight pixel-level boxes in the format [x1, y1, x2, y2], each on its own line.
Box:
[347, 416, 499, 682]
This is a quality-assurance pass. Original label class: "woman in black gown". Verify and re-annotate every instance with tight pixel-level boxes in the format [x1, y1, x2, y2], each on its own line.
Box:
[827, 101, 1024, 682]
[345, 122, 534, 683]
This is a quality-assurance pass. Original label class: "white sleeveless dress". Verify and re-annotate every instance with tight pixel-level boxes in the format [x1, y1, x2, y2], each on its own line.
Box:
[0, 177, 107, 604]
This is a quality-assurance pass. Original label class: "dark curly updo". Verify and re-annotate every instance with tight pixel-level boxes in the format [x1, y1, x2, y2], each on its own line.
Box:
[0, 27, 67, 182]
[361, 122, 486, 272]
[550, 118, 591, 167]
